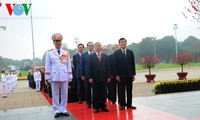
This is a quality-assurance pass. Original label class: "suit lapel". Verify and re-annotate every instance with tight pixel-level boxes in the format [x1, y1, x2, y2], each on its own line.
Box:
[53, 49, 60, 57]
[60, 49, 65, 57]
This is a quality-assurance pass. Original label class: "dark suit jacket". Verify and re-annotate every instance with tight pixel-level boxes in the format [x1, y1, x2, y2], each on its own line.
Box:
[114, 49, 136, 79]
[89, 53, 111, 82]
[81, 51, 90, 78]
[109, 53, 115, 77]
[73, 53, 82, 78]
[68, 66, 78, 103]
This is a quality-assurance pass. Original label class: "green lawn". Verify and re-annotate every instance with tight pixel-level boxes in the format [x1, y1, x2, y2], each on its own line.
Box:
[136, 62, 200, 70]
[0, 63, 199, 77]
[18, 71, 29, 77]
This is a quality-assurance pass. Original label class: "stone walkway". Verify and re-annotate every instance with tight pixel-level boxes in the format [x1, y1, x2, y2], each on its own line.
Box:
[0, 67, 199, 120]
[0, 80, 77, 120]
[0, 81, 50, 110]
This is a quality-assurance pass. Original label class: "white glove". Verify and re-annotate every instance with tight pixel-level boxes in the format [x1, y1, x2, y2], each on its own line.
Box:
[46, 79, 52, 84]
[68, 78, 72, 83]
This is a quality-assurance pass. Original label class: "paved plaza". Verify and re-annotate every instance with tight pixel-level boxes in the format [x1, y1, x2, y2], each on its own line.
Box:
[0, 67, 199, 120]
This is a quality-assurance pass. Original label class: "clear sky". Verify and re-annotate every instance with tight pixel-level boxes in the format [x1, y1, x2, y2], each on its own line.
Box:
[0, 0, 200, 60]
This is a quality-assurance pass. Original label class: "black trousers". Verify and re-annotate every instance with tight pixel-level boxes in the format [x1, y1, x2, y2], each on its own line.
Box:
[118, 77, 133, 107]
[77, 78, 85, 101]
[84, 78, 92, 105]
[109, 78, 117, 103]
[93, 81, 106, 109]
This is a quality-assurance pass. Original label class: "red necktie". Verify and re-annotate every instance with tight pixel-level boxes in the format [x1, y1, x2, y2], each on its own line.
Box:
[98, 53, 101, 61]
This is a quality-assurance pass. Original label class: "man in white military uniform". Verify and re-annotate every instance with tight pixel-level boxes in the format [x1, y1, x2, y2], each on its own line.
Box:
[34, 67, 41, 92]
[45, 33, 72, 118]
[1, 69, 7, 98]
[6, 72, 11, 93]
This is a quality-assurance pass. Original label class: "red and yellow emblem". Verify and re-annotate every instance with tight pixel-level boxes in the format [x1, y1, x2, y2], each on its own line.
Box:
[60, 53, 68, 64]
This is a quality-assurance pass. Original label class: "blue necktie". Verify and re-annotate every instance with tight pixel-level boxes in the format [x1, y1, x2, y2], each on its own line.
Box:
[58, 49, 60, 55]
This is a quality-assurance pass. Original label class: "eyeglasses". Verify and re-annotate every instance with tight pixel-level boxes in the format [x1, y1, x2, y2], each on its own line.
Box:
[53, 40, 61, 43]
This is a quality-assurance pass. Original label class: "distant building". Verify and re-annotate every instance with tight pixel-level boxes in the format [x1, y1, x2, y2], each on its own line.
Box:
[24, 61, 30, 68]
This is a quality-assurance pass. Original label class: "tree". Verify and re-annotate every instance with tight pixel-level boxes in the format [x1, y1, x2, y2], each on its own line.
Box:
[183, 0, 200, 23]
[138, 37, 154, 57]
[156, 36, 177, 63]
[0, 56, 6, 69]
[171, 52, 194, 72]
[138, 55, 161, 75]
[42, 52, 46, 66]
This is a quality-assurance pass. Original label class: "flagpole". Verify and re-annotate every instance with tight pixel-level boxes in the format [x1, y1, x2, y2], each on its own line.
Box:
[30, 0, 36, 71]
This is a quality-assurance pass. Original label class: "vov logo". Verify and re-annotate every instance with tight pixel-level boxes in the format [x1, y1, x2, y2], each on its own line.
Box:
[3, 2, 32, 16]
[0, 1, 2, 8]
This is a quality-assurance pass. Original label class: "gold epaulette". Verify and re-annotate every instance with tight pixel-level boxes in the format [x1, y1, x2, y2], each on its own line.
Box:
[48, 48, 53, 52]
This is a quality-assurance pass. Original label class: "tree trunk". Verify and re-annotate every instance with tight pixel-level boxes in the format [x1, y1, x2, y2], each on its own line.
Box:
[181, 65, 183, 72]
[148, 67, 151, 75]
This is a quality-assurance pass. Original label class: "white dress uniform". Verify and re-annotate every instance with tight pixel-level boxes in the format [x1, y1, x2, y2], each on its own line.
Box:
[34, 71, 41, 92]
[45, 48, 72, 114]
[6, 74, 11, 93]
[14, 73, 17, 87]
[11, 73, 15, 89]
[1, 73, 7, 97]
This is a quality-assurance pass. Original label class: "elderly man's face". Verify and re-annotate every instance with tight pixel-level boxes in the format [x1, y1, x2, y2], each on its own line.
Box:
[95, 43, 102, 53]
[113, 45, 119, 51]
[53, 40, 62, 49]
[102, 47, 108, 54]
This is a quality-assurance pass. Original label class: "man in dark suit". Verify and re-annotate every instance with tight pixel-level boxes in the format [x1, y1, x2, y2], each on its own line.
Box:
[81, 42, 94, 108]
[108, 44, 119, 104]
[73, 43, 85, 104]
[68, 60, 78, 103]
[114, 38, 136, 110]
[89, 42, 111, 113]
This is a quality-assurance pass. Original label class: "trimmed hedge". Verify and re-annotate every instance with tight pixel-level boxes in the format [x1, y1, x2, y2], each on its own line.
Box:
[152, 78, 200, 94]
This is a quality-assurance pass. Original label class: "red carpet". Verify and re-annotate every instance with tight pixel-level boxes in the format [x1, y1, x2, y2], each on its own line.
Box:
[67, 102, 188, 120]
[41, 91, 192, 120]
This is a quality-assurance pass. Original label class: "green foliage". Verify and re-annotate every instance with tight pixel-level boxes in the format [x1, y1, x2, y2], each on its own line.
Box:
[1, 35, 200, 70]
[136, 63, 200, 70]
[152, 78, 200, 94]
[19, 71, 29, 77]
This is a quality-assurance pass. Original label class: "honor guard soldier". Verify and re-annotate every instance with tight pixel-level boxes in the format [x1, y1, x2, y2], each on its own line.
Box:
[45, 33, 72, 118]
[34, 67, 41, 92]
[1, 69, 7, 98]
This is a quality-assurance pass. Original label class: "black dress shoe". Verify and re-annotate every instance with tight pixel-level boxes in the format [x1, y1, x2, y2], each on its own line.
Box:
[127, 105, 137, 109]
[120, 106, 125, 110]
[101, 107, 109, 112]
[54, 113, 60, 118]
[61, 112, 69, 116]
[112, 101, 116, 104]
[94, 109, 99, 113]
[87, 104, 91, 108]
[78, 100, 83, 104]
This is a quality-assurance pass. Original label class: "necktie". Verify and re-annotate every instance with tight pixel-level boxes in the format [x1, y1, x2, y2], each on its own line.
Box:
[98, 53, 101, 61]
[58, 49, 60, 55]
[123, 50, 126, 57]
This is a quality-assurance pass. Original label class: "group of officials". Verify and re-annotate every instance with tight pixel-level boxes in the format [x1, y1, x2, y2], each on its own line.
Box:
[27, 67, 42, 92]
[1, 69, 17, 98]
[45, 33, 136, 118]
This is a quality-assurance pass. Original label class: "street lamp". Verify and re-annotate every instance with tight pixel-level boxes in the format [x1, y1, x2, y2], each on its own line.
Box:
[0, 25, 6, 30]
[153, 36, 157, 62]
[74, 36, 80, 46]
[173, 24, 178, 57]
